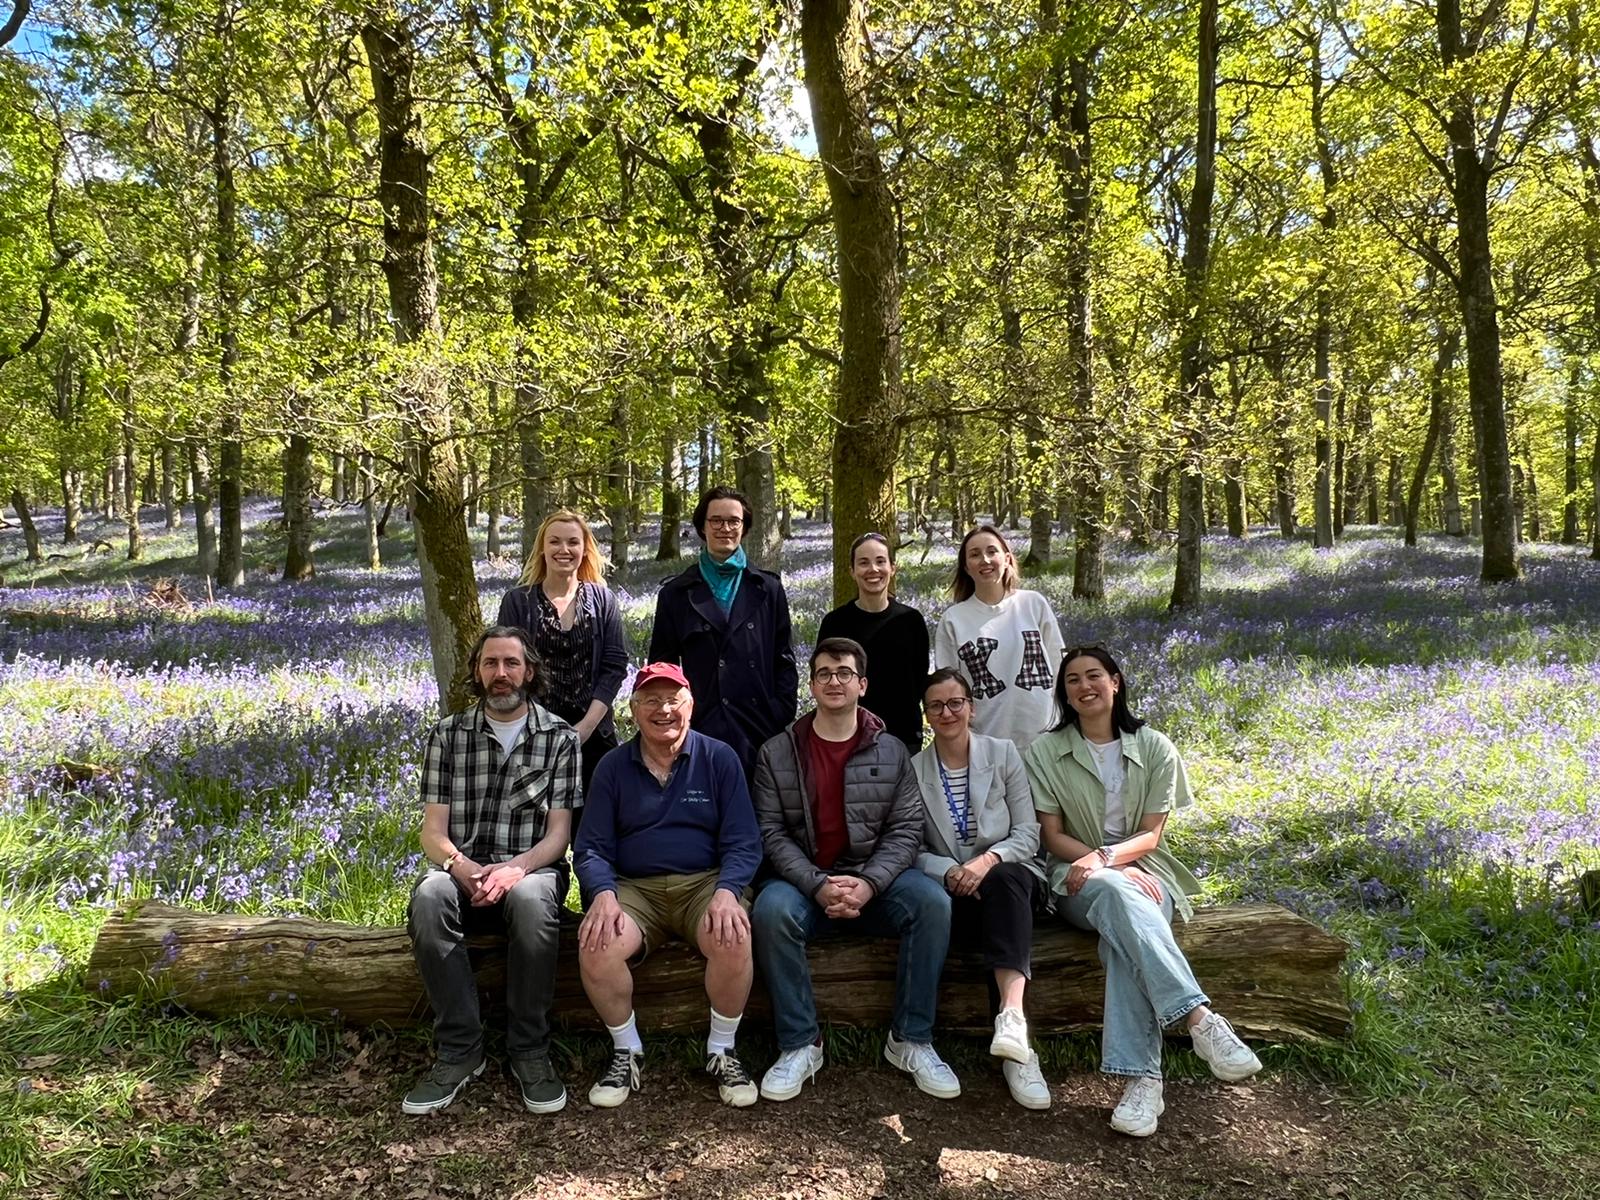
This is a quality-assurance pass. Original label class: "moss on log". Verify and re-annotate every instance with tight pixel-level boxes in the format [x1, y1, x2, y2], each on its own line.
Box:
[86, 900, 1350, 1043]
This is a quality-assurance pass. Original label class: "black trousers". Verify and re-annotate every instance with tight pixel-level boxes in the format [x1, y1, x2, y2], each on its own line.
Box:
[949, 859, 1042, 980]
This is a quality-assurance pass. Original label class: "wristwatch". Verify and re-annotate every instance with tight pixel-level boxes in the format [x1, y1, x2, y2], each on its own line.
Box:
[441, 850, 462, 872]
[1098, 846, 1116, 868]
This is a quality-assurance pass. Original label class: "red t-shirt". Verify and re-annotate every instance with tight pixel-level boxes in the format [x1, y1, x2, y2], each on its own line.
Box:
[805, 729, 856, 870]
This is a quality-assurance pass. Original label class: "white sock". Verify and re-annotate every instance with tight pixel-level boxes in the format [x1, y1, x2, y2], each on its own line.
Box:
[706, 1007, 742, 1055]
[607, 1013, 642, 1054]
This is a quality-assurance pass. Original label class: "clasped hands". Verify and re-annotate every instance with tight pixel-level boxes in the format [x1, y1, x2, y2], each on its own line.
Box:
[943, 851, 999, 897]
[1063, 852, 1164, 904]
[448, 855, 525, 906]
[814, 874, 875, 919]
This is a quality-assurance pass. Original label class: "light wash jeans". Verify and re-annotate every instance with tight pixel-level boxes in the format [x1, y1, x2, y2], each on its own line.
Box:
[1056, 870, 1208, 1078]
[752, 870, 951, 1051]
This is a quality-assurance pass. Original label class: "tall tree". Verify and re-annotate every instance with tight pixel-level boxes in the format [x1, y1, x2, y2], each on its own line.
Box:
[363, 6, 482, 713]
[801, 0, 904, 603]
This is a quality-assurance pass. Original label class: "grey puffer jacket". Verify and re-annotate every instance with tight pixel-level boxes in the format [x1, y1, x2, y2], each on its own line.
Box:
[752, 709, 923, 899]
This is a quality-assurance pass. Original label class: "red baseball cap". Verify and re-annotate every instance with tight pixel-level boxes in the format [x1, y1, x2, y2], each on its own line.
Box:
[631, 662, 690, 693]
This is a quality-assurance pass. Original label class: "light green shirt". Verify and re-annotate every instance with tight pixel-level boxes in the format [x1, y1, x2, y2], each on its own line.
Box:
[1023, 724, 1203, 921]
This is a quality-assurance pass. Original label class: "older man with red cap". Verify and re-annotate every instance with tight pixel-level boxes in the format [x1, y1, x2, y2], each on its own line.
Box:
[573, 662, 764, 1108]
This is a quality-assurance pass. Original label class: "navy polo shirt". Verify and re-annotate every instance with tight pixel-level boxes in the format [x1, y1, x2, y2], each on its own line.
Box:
[573, 729, 762, 900]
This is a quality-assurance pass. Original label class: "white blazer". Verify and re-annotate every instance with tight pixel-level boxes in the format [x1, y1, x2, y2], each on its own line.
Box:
[911, 732, 1045, 884]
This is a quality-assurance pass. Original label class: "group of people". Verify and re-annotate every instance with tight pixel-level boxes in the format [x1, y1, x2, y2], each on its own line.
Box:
[404, 487, 1262, 1138]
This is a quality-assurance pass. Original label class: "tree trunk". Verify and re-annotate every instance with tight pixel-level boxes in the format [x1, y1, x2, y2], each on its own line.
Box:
[1562, 361, 1580, 544]
[364, 10, 482, 714]
[1308, 36, 1337, 550]
[1170, 0, 1218, 610]
[188, 437, 217, 579]
[1406, 328, 1457, 546]
[161, 439, 180, 529]
[1520, 443, 1540, 542]
[88, 900, 1351, 1045]
[1224, 460, 1245, 538]
[1332, 380, 1347, 539]
[59, 466, 80, 542]
[606, 394, 630, 569]
[1439, 392, 1464, 535]
[10, 488, 42, 562]
[212, 49, 245, 589]
[282, 430, 315, 580]
[486, 383, 502, 559]
[802, 0, 903, 605]
[121, 386, 142, 560]
[657, 432, 682, 560]
[1592, 409, 1600, 559]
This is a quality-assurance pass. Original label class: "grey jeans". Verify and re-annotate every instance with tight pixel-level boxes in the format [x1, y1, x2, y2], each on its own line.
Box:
[407, 866, 565, 1063]
[1056, 869, 1208, 1079]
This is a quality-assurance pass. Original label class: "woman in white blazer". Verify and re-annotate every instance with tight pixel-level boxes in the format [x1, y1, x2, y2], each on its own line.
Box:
[912, 668, 1050, 1110]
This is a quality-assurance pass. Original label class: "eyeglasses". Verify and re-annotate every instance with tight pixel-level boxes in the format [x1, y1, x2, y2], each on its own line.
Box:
[706, 516, 744, 529]
[634, 694, 689, 711]
[811, 667, 859, 684]
[923, 697, 969, 716]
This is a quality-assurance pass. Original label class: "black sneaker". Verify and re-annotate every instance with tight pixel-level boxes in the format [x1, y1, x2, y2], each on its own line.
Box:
[509, 1052, 567, 1114]
[401, 1055, 486, 1115]
[706, 1049, 758, 1107]
[587, 1048, 642, 1108]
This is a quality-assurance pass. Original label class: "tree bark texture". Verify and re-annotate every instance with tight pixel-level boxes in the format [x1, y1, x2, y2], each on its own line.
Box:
[1562, 361, 1579, 544]
[188, 437, 217, 579]
[1309, 37, 1337, 551]
[1407, 328, 1458, 546]
[211, 38, 245, 589]
[121, 387, 142, 560]
[87, 901, 1352, 1045]
[657, 432, 682, 559]
[802, 0, 904, 606]
[364, 11, 482, 714]
[10, 488, 41, 561]
[1170, 0, 1218, 610]
[282, 431, 315, 580]
[161, 439, 180, 529]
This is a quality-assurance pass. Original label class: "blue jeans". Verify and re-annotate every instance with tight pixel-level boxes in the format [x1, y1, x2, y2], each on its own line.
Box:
[752, 870, 951, 1051]
[1056, 870, 1209, 1079]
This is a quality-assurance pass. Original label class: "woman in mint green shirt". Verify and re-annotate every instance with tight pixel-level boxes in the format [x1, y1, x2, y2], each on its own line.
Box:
[1023, 646, 1261, 1139]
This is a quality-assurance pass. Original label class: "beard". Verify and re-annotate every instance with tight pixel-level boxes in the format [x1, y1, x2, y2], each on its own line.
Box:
[483, 687, 526, 714]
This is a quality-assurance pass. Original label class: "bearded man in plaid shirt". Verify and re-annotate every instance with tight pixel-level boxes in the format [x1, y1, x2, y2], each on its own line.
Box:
[403, 625, 581, 1116]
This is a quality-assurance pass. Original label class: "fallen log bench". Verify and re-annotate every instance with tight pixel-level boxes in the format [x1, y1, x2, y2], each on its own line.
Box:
[86, 900, 1351, 1043]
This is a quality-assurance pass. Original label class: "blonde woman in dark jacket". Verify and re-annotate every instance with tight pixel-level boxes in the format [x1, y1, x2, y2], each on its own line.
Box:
[750, 637, 958, 1104]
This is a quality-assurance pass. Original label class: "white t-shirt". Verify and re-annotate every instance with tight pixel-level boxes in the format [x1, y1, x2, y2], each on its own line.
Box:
[1086, 736, 1126, 842]
[933, 588, 1066, 750]
[486, 714, 526, 759]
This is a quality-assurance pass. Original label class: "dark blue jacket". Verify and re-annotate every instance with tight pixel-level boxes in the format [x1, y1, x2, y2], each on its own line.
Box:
[573, 730, 762, 900]
[646, 561, 798, 774]
[497, 581, 629, 739]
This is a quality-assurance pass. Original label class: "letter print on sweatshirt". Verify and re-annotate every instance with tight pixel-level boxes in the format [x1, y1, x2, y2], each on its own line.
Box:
[1013, 629, 1054, 690]
[958, 637, 1006, 699]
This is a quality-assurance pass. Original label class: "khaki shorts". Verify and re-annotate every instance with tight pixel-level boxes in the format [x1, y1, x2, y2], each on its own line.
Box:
[614, 869, 751, 960]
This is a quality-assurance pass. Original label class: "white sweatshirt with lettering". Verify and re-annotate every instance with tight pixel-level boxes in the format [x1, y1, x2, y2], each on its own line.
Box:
[933, 589, 1066, 751]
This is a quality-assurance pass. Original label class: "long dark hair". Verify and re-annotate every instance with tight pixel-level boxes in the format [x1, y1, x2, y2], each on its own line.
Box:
[951, 524, 1019, 601]
[1050, 645, 1146, 735]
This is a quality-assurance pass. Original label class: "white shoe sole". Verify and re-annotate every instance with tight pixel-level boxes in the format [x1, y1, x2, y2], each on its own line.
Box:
[989, 1034, 1031, 1065]
[1007, 1085, 1052, 1111]
[400, 1058, 485, 1115]
[718, 1083, 759, 1107]
[759, 1055, 822, 1102]
[522, 1088, 568, 1114]
[1202, 1050, 1263, 1082]
[883, 1042, 962, 1100]
[1110, 1097, 1164, 1137]
[587, 1084, 634, 1108]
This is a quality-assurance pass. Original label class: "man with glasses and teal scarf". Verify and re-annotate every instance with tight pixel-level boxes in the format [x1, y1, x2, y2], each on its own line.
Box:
[647, 486, 799, 779]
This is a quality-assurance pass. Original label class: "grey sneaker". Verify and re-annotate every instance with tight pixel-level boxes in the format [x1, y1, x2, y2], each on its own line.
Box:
[401, 1055, 486, 1115]
[509, 1052, 568, 1114]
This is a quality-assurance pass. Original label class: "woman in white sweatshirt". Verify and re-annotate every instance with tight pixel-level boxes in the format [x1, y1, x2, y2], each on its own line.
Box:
[933, 525, 1065, 751]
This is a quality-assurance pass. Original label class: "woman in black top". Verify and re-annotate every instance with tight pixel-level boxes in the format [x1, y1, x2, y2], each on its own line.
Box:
[816, 531, 929, 752]
[496, 509, 629, 811]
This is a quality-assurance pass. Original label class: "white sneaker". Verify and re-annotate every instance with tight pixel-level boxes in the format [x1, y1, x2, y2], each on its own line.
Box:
[1190, 1012, 1262, 1082]
[884, 1032, 961, 1099]
[1003, 1051, 1051, 1110]
[989, 1007, 1030, 1064]
[759, 1043, 824, 1102]
[1110, 1076, 1164, 1137]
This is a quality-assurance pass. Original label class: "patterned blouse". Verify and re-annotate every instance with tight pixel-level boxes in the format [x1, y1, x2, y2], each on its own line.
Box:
[532, 585, 594, 724]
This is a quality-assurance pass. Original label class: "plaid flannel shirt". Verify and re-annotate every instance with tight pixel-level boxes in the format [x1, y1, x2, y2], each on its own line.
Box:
[420, 701, 582, 863]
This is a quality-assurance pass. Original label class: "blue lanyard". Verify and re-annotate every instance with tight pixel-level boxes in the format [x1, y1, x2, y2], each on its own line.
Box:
[938, 759, 971, 843]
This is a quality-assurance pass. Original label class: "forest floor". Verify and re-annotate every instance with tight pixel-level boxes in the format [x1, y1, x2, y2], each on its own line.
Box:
[3, 501, 1599, 1199]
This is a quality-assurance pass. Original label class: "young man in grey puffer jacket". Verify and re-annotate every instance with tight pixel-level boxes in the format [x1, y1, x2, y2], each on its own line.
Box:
[749, 636, 959, 1103]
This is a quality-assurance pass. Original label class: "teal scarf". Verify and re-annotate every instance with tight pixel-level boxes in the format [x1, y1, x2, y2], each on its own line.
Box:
[699, 546, 746, 614]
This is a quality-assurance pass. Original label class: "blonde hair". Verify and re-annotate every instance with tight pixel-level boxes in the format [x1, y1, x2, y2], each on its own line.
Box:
[519, 509, 610, 585]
